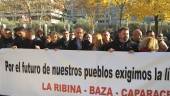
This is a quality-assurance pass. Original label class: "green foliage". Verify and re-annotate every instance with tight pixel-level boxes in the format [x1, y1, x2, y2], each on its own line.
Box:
[74, 18, 91, 33]
[54, 22, 65, 32]
[0, 18, 18, 29]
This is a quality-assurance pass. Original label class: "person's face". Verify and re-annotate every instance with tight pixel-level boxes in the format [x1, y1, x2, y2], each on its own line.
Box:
[25, 32, 32, 40]
[37, 31, 44, 37]
[75, 28, 84, 40]
[63, 31, 69, 38]
[16, 31, 22, 37]
[148, 32, 155, 38]
[70, 33, 75, 39]
[4, 31, 12, 39]
[133, 30, 142, 42]
[46, 35, 51, 43]
[85, 34, 92, 43]
[119, 29, 129, 43]
[51, 34, 58, 42]
[92, 34, 102, 45]
[102, 32, 110, 42]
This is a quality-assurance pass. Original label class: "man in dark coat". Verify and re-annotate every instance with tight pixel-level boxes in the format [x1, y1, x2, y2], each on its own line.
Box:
[100, 30, 112, 51]
[82, 33, 93, 50]
[58, 29, 70, 50]
[1, 28, 13, 48]
[68, 26, 84, 50]
[108, 27, 138, 51]
[33, 29, 46, 49]
[13, 27, 33, 48]
[130, 29, 143, 51]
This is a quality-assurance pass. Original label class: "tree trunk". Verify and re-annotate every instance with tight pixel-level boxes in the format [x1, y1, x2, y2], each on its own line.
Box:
[119, 9, 122, 28]
[23, 0, 31, 23]
[154, 15, 159, 36]
[119, 4, 124, 28]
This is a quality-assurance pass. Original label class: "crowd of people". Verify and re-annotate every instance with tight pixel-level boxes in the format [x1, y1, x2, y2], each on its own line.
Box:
[0, 25, 169, 52]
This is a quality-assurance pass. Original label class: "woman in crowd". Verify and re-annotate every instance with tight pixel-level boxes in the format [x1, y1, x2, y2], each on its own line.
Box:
[92, 33, 103, 51]
[50, 32, 60, 49]
[82, 33, 93, 50]
[138, 37, 159, 52]
[44, 34, 52, 49]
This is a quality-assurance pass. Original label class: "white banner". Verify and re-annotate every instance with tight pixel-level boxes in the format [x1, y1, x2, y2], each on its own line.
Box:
[0, 49, 170, 96]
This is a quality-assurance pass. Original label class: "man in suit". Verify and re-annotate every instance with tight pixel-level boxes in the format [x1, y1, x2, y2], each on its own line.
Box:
[58, 29, 70, 49]
[68, 26, 84, 50]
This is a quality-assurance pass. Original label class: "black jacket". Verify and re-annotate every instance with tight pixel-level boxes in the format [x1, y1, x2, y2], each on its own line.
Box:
[33, 37, 46, 49]
[58, 38, 70, 50]
[13, 37, 34, 48]
[1, 37, 13, 48]
[82, 40, 93, 50]
[109, 39, 138, 51]
[68, 38, 83, 50]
